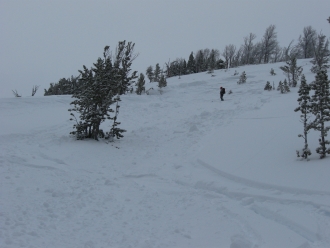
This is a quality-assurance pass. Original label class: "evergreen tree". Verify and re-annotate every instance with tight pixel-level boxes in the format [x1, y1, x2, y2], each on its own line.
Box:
[207, 49, 219, 74]
[309, 70, 330, 158]
[264, 81, 272, 90]
[277, 79, 290, 93]
[158, 74, 167, 94]
[44, 76, 80, 96]
[311, 33, 330, 73]
[114, 41, 138, 95]
[154, 63, 161, 82]
[195, 49, 205, 73]
[237, 71, 247, 84]
[186, 52, 196, 74]
[216, 59, 225, 69]
[182, 59, 187, 75]
[270, 68, 276, 76]
[146, 66, 154, 82]
[69, 41, 137, 141]
[294, 75, 312, 159]
[135, 73, 145, 95]
[283, 79, 290, 93]
[280, 56, 303, 87]
[277, 80, 283, 92]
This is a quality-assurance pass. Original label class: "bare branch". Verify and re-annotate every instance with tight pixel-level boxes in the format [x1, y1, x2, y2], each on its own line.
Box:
[32, 85, 40, 96]
[12, 89, 21, 97]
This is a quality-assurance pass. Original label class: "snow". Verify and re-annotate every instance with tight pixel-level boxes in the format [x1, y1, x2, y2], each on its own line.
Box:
[1, 59, 330, 248]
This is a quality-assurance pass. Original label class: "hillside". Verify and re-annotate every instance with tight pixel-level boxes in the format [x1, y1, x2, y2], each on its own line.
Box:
[1, 59, 330, 248]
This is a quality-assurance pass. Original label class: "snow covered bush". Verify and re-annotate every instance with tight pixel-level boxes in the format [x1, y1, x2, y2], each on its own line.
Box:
[135, 73, 146, 95]
[270, 68, 276, 75]
[237, 71, 247, 84]
[264, 81, 272, 91]
[158, 74, 167, 94]
[277, 79, 290, 93]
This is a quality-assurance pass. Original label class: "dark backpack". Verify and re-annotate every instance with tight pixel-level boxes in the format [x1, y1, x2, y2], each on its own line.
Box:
[220, 87, 225, 94]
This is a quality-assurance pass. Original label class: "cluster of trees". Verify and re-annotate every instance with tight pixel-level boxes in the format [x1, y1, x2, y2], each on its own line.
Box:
[144, 25, 327, 81]
[146, 63, 162, 82]
[294, 35, 330, 159]
[135, 67, 167, 95]
[44, 76, 79, 96]
[68, 41, 138, 141]
[295, 70, 330, 159]
[145, 49, 225, 80]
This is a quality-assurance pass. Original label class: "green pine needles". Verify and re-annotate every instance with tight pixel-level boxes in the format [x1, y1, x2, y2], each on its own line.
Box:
[309, 70, 330, 158]
[69, 41, 138, 141]
[295, 70, 330, 159]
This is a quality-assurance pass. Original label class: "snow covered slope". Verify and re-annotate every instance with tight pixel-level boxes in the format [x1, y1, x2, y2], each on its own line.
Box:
[1, 59, 330, 248]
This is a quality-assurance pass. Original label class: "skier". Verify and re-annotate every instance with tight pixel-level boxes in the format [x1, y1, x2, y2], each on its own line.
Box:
[220, 86, 225, 101]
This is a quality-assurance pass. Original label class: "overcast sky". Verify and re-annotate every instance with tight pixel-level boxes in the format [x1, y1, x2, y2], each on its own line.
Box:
[1, 0, 329, 98]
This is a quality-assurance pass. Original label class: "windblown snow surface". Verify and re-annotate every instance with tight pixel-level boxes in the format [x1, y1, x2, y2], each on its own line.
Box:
[1, 59, 330, 248]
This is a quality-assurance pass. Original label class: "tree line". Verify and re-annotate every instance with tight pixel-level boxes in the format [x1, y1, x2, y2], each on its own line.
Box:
[44, 24, 326, 96]
[143, 25, 327, 80]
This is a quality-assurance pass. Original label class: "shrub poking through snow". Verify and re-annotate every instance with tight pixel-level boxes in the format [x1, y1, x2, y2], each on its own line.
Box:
[158, 74, 167, 94]
[135, 73, 146, 95]
[237, 71, 247, 84]
[264, 81, 272, 91]
[270, 68, 276, 75]
[277, 79, 290, 93]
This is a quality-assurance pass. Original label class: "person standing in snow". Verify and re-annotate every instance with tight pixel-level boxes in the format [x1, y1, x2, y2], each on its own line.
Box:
[220, 86, 225, 101]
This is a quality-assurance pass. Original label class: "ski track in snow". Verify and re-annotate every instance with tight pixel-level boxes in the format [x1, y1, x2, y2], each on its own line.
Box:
[1, 59, 330, 248]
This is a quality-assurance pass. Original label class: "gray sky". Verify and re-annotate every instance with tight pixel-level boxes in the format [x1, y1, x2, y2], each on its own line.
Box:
[1, 0, 329, 98]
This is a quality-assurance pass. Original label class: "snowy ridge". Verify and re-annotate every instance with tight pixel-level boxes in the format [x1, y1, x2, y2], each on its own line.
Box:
[1, 59, 330, 248]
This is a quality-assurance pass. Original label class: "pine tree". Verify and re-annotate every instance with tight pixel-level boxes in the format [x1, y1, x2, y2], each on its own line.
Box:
[154, 63, 161, 82]
[69, 41, 137, 142]
[270, 68, 276, 75]
[135, 73, 145, 95]
[69, 58, 113, 140]
[309, 70, 330, 158]
[195, 49, 205, 73]
[264, 81, 272, 90]
[311, 33, 330, 73]
[182, 59, 187, 75]
[237, 71, 247, 84]
[277, 80, 283, 92]
[158, 74, 167, 94]
[280, 56, 303, 87]
[277, 80, 290, 93]
[294, 75, 312, 159]
[146, 66, 154, 82]
[207, 49, 218, 74]
[283, 79, 290, 93]
[187, 52, 196, 74]
[113, 41, 138, 95]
